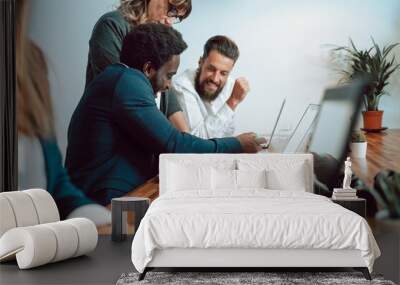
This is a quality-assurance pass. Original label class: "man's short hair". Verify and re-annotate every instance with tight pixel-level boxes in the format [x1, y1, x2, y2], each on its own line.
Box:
[120, 23, 187, 70]
[202, 35, 239, 63]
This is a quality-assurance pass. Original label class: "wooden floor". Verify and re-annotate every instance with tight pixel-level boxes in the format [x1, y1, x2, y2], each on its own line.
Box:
[351, 129, 400, 187]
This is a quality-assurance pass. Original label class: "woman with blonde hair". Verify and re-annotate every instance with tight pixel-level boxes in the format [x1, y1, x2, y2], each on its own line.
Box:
[17, 0, 111, 224]
[85, 0, 192, 131]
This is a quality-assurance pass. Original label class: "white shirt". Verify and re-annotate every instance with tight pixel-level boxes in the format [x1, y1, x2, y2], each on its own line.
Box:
[171, 69, 235, 139]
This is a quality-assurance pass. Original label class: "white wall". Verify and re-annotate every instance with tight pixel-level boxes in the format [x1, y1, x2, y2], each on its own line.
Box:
[29, 0, 119, 155]
[29, 0, 400, 157]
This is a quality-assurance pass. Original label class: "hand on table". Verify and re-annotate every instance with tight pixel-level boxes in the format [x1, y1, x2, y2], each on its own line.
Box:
[236, 132, 265, 153]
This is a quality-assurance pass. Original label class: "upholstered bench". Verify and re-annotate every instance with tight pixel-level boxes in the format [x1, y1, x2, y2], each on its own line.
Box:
[0, 189, 98, 269]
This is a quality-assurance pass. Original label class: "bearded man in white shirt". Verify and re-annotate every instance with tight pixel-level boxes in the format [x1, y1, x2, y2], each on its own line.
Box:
[171, 35, 250, 139]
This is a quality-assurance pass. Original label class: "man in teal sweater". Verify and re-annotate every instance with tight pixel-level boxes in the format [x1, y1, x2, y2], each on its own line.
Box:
[66, 23, 262, 205]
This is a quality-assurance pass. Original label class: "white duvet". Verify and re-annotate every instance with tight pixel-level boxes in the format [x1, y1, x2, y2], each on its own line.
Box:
[131, 190, 380, 273]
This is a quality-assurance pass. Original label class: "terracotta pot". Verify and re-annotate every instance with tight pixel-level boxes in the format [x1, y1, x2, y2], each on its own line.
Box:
[362, 111, 383, 130]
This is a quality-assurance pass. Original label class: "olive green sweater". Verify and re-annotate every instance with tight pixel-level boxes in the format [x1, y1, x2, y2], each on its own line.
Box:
[85, 10, 181, 117]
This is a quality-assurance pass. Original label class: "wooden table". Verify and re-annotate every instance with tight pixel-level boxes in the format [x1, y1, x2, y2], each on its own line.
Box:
[97, 129, 400, 234]
[349, 129, 400, 283]
[113, 129, 400, 201]
[351, 129, 400, 187]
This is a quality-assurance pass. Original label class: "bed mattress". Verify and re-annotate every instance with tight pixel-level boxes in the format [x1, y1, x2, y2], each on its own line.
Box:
[131, 190, 380, 273]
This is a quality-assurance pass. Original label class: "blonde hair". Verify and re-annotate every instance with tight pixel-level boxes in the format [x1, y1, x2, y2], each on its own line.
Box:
[118, 0, 192, 25]
[16, 0, 54, 138]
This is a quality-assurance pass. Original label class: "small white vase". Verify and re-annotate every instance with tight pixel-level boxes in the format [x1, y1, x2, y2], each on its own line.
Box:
[350, 142, 367, 158]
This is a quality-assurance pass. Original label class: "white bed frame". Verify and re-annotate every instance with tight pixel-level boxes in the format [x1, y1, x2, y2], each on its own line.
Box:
[139, 154, 371, 280]
[148, 248, 365, 268]
[142, 243, 370, 280]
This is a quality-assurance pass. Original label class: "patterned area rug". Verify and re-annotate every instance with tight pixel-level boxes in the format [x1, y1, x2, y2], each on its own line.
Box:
[116, 271, 395, 285]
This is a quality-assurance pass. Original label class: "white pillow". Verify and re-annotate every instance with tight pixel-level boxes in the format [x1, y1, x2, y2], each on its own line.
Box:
[237, 169, 268, 189]
[212, 169, 236, 190]
[211, 169, 268, 190]
[167, 163, 212, 191]
[266, 162, 307, 191]
[237, 159, 309, 191]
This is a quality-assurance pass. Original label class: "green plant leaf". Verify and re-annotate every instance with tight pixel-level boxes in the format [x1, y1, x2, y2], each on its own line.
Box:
[363, 97, 368, 110]
[349, 38, 359, 53]
[375, 171, 400, 217]
[387, 172, 400, 217]
[330, 38, 399, 110]
[371, 37, 382, 60]
[382, 43, 399, 58]
[368, 181, 389, 209]
[394, 173, 400, 195]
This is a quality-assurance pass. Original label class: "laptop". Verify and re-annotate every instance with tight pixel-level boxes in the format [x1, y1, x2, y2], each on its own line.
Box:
[263, 102, 319, 153]
[283, 104, 320, 153]
[306, 77, 369, 188]
[307, 79, 366, 160]
[260, 78, 367, 189]
[261, 98, 286, 149]
[262, 77, 367, 157]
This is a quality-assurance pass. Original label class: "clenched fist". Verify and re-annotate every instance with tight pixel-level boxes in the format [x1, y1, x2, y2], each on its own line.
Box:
[236, 132, 263, 153]
[227, 77, 250, 110]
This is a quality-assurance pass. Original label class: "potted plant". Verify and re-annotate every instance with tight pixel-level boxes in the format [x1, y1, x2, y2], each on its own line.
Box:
[350, 130, 367, 158]
[370, 170, 400, 220]
[333, 38, 400, 131]
[366, 170, 400, 284]
[367, 170, 400, 233]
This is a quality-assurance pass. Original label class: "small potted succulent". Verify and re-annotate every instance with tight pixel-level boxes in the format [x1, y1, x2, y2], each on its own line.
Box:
[332, 38, 400, 131]
[350, 130, 367, 158]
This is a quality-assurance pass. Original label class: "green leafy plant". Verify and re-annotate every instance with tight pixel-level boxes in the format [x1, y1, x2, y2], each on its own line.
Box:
[333, 38, 400, 111]
[351, 130, 366, 143]
[368, 170, 400, 219]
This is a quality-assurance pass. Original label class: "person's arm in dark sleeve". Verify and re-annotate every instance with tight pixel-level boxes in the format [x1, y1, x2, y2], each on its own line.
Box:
[164, 89, 182, 117]
[40, 138, 95, 219]
[112, 73, 242, 154]
[87, 18, 126, 84]
[159, 90, 189, 132]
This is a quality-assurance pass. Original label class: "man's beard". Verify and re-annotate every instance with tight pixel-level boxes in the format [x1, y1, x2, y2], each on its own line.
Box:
[194, 69, 224, 102]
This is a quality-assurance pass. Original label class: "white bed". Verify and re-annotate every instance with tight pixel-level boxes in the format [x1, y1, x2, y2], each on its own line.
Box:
[131, 154, 380, 280]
